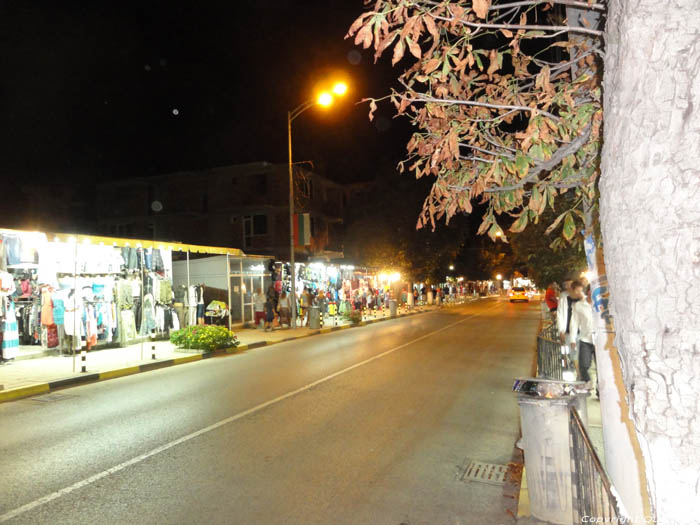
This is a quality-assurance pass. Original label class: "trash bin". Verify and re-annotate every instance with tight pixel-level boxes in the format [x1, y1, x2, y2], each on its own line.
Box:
[427, 290, 434, 304]
[513, 378, 590, 525]
[389, 299, 397, 317]
[308, 306, 321, 329]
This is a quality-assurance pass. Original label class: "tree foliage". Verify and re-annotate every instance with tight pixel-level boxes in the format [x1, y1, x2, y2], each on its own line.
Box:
[347, 0, 603, 244]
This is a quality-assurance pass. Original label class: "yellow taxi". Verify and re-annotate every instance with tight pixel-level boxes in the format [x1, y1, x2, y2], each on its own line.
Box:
[508, 286, 529, 303]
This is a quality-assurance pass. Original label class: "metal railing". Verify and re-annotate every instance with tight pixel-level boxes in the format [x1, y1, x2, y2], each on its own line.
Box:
[537, 322, 568, 380]
[569, 406, 623, 523]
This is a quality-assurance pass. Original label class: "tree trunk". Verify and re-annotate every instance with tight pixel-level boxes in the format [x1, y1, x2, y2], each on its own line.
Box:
[600, 1, 700, 523]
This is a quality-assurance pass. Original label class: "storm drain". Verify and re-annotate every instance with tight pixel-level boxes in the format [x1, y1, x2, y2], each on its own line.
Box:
[30, 393, 77, 403]
[459, 460, 507, 486]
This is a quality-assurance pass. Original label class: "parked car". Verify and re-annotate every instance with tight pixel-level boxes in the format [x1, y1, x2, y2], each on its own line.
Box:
[508, 286, 529, 303]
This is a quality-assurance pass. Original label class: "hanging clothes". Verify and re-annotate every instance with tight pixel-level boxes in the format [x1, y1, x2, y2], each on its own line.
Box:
[41, 288, 54, 326]
[139, 293, 156, 335]
[1, 300, 20, 359]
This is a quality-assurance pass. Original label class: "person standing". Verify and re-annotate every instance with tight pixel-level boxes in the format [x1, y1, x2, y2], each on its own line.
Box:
[253, 288, 266, 329]
[299, 288, 311, 327]
[569, 282, 596, 387]
[545, 282, 560, 313]
[264, 296, 275, 332]
[556, 279, 579, 345]
[278, 291, 291, 328]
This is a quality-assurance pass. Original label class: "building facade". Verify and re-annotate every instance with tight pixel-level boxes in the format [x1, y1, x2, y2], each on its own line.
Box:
[96, 162, 346, 260]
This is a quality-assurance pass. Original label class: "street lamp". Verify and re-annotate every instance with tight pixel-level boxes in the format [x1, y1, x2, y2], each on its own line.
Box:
[287, 81, 348, 327]
[449, 265, 454, 271]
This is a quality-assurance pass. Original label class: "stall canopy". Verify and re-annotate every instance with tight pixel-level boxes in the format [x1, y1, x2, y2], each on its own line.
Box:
[48, 232, 245, 256]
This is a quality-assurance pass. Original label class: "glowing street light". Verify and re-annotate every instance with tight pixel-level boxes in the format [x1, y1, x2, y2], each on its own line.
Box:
[496, 274, 503, 280]
[449, 265, 455, 271]
[317, 92, 333, 107]
[287, 79, 349, 327]
[332, 82, 348, 96]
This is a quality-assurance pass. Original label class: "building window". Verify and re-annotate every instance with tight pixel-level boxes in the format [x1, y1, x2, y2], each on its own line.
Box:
[253, 214, 268, 235]
[243, 214, 268, 248]
[255, 173, 267, 194]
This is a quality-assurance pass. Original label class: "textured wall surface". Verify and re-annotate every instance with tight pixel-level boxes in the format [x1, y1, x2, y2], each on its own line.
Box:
[600, 0, 700, 523]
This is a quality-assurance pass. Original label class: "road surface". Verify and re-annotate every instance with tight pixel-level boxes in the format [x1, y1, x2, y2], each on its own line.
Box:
[0, 298, 540, 524]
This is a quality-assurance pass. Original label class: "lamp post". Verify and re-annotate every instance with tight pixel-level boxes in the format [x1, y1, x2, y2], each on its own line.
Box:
[287, 82, 347, 327]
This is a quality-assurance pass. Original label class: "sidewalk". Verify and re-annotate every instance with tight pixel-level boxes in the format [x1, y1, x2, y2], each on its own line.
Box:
[0, 298, 477, 402]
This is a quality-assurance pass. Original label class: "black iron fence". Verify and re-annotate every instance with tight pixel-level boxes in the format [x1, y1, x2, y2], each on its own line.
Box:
[569, 406, 623, 523]
[536, 322, 568, 380]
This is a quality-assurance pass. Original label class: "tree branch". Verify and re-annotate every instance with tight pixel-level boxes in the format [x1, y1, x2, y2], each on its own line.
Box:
[460, 142, 515, 159]
[448, 122, 593, 194]
[432, 14, 603, 37]
[409, 94, 561, 122]
[488, 1, 606, 12]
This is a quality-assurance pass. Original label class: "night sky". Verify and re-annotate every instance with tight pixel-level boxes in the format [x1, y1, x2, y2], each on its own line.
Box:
[0, 0, 411, 185]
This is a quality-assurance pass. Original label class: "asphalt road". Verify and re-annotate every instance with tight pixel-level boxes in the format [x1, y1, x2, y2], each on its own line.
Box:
[0, 298, 540, 525]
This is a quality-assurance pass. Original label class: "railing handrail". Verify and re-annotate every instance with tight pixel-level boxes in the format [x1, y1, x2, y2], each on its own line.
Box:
[569, 405, 623, 521]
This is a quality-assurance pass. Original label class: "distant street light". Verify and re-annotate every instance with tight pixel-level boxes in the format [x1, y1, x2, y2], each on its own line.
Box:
[496, 274, 503, 280]
[449, 265, 455, 271]
[287, 80, 348, 326]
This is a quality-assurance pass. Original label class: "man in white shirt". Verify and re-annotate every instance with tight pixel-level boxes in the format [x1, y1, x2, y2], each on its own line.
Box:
[569, 281, 595, 384]
[556, 279, 578, 345]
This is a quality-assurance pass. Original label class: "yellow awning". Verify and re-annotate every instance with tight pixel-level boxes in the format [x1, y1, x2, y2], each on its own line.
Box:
[1, 228, 246, 257]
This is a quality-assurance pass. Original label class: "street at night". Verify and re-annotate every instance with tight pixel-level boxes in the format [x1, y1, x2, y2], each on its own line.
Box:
[1, 1, 699, 523]
[1, 299, 536, 524]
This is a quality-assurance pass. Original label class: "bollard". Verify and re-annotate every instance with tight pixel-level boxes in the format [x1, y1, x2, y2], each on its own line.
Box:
[151, 329, 156, 360]
[80, 349, 87, 373]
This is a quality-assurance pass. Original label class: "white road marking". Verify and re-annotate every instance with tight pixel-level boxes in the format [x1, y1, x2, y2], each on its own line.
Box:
[0, 302, 500, 522]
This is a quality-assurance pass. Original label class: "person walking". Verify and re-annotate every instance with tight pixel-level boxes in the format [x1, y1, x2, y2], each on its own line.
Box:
[569, 281, 596, 389]
[253, 288, 266, 330]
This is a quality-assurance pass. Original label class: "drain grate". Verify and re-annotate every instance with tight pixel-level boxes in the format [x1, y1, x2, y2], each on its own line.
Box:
[30, 393, 77, 403]
[459, 460, 507, 485]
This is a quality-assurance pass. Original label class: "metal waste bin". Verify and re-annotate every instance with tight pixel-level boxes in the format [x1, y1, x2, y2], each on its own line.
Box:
[389, 299, 397, 317]
[513, 378, 590, 525]
[308, 306, 321, 329]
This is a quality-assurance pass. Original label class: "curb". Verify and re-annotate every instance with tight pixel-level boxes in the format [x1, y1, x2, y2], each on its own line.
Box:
[0, 353, 211, 404]
[0, 300, 476, 404]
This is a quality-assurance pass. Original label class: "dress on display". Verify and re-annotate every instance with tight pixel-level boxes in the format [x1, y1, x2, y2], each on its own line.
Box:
[1, 301, 19, 360]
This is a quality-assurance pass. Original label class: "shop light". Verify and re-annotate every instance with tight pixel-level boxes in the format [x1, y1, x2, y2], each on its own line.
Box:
[390, 272, 401, 282]
[379, 273, 388, 282]
[68, 236, 77, 244]
[53, 236, 60, 242]
[339, 264, 355, 270]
